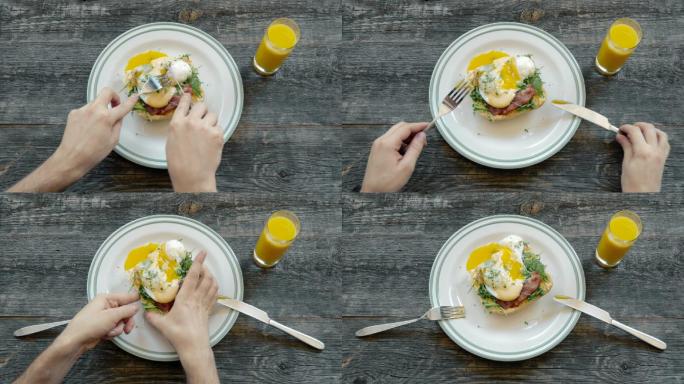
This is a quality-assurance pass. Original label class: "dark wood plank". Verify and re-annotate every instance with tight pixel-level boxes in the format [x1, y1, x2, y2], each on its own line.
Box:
[340, 192, 683, 383]
[340, 0, 684, 192]
[0, 193, 341, 383]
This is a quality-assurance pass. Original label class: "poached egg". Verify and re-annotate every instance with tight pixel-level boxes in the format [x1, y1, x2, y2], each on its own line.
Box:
[467, 235, 527, 301]
[467, 51, 537, 108]
[124, 51, 195, 109]
[125, 240, 190, 304]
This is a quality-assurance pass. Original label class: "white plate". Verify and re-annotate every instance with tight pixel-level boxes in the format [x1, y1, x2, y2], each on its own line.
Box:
[429, 22, 585, 169]
[87, 22, 243, 169]
[87, 215, 243, 361]
[429, 215, 585, 361]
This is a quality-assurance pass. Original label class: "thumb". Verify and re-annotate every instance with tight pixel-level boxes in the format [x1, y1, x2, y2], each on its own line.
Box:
[401, 131, 426, 167]
[144, 310, 164, 329]
[106, 302, 139, 323]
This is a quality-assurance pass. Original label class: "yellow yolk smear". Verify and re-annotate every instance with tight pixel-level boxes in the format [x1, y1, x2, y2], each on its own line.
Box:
[125, 242, 159, 271]
[125, 50, 168, 72]
[500, 58, 520, 89]
[267, 24, 298, 50]
[267, 216, 298, 242]
[609, 216, 640, 241]
[609, 24, 640, 49]
[467, 243, 524, 280]
[467, 50, 509, 71]
[124, 242, 178, 282]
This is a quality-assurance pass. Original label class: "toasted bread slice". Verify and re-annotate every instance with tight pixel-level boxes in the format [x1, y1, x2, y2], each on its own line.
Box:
[475, 91, 546, 122]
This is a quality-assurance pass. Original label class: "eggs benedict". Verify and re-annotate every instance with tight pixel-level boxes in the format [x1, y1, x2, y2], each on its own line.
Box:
[125, 240, 193, 312]
[467, 235, 552, 315]
[124, 51, 204, 121]
[466, 51, 546, 121]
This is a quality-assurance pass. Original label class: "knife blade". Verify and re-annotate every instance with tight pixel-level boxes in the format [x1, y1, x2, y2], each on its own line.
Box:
[551, 100, 620, 133]
[554, 295, 666, 350]
[217, 298, 324, 350]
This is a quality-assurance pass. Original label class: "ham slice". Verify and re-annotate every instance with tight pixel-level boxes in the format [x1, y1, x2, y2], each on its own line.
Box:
[487, 85, 536, 116]
[496, 272, 542, 309]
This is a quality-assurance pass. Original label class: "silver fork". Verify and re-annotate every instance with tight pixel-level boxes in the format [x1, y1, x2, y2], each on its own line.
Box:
[425, 78, 473, 132]
[355, 304, 465, 337]
[398, 79, 471, 154]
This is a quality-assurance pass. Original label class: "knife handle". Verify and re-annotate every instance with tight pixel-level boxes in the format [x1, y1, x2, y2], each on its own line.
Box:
[611, 320, 666, 350]
[269, 320, 325, 350]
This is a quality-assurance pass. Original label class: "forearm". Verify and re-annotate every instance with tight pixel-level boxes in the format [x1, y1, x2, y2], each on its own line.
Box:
[7, 150, 86, 192]
[178, 346, 219, 384]
[15, 335, 83, 384]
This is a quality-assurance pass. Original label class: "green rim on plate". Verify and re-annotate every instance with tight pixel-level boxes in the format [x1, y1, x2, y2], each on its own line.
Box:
[428, 214, 585, 361]
[87, 215, 243, 362]
[429, 22, 586, 169]
[87, 22, 243, 169]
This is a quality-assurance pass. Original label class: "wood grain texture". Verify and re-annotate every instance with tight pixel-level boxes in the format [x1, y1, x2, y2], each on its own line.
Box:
[0, 193, 341, 383]
[340, 0, 684, 192]
[340, 192, 683, 383]
[0, 0, 341, 192]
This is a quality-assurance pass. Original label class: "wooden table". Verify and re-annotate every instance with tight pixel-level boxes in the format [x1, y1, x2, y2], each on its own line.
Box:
[1, 193, 682, 382]
[341, 192, 683, 383]
[1, 1, 682, 192]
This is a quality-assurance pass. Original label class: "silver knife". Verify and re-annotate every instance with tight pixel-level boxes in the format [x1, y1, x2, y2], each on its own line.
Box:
[554, 295, 666, 350]
[217, 298, 325, 350]
[551, 100, 620, 133]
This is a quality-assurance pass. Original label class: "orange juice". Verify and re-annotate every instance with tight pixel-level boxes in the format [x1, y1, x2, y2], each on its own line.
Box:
[253, 210, 300, 268]
[253, 18, 300, 76]
[595, 211, 642, 268]
[595, 18, 642, 75]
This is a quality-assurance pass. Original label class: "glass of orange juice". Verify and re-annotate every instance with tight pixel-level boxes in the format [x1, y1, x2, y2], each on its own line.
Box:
[595, 210, 642, 268]
[595, 18, 642, 76]
[253, 210, 300, 268]
[253, 18, 300, 76]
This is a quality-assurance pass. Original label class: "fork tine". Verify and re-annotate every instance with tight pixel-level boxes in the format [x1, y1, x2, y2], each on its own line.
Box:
[443, 83, 472, 109]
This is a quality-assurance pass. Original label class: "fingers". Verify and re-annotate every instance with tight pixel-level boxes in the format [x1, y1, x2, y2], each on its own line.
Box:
[106, 321, 125, 338]
[400, 131, 427, 169]
[96, 87, 119, 106]
[144, 311, 163, 329]
[205, 112, 218, 127]
[619, 124, 646, 149]
[387, 122, 429, 144]
[123, 315, 136, 334]
[189, 102, 208, 119]
[656, 129, 670, 151]
[106, 302, 139, 323]
[615, 133, 632, 158]
[106, 291, 140, 307]
[635, 122, 658, 145]
[179, 250, 207, 294]
[110, 94, 139, 121]
[172, 93, 192, 123]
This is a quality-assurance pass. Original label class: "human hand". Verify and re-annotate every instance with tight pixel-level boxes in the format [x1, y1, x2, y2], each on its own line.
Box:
[58, 292, 139, 353]
[361, 122, 428, 193]
[144, 251, 218, 355]
[167, 94, 224, 192]
[55, 88, 138, 178]
[616, 122, 670, 192]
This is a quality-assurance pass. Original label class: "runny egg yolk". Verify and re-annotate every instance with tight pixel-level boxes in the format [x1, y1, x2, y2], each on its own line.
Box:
[467, 50, 509, 71]
[125, 51, 168, 72]
[466, 243, 524, 281]
[125, 242, 179, 282]
[499, 58, 520, 90]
